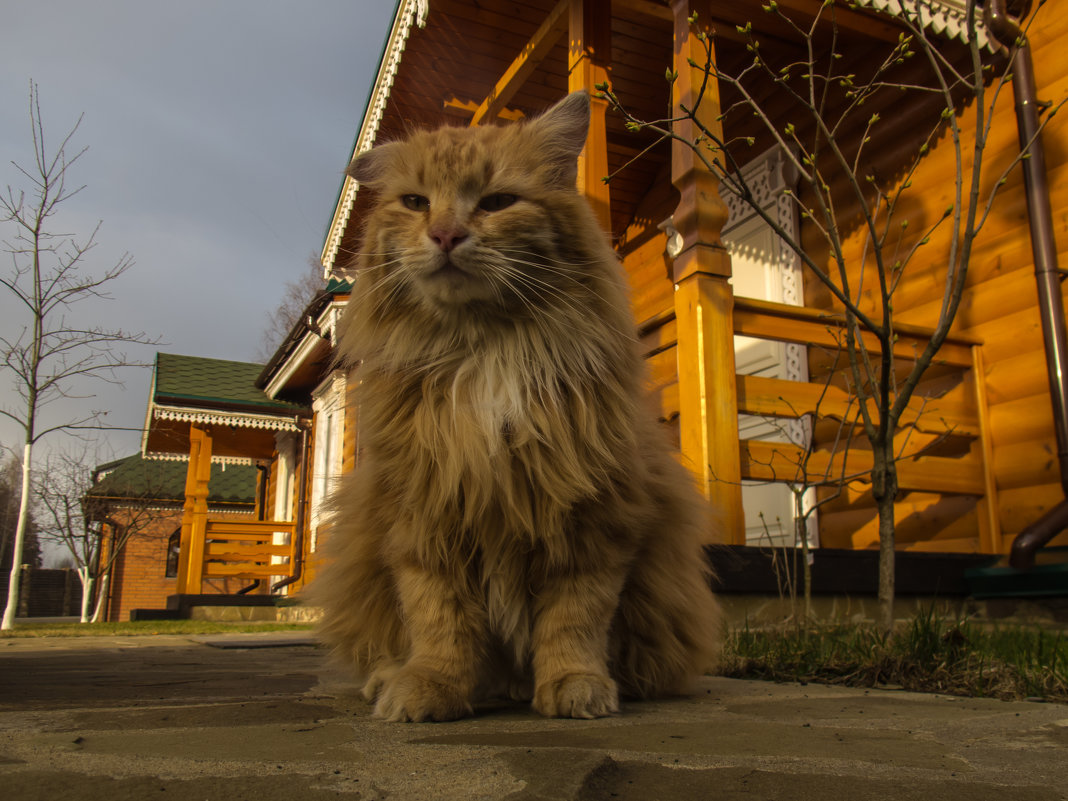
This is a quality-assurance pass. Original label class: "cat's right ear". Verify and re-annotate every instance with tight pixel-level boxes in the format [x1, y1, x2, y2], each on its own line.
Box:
[527, 92, 591, 188]
[346, 143, 400, 187]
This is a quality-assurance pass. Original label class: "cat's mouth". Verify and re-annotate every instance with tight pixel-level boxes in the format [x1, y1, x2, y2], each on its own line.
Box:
[428, 258, 470, 283]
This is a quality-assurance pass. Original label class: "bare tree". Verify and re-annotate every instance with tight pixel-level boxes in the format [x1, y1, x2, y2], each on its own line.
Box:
[35, 448, 168, 622]
[601, 1, 1064, 631]
[256, 254, 328, 362]
[0, 83, 158, 629]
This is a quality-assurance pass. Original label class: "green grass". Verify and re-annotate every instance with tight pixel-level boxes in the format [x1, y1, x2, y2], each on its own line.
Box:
[0, 619, 315, 638]
[722, 609, 1068, 702]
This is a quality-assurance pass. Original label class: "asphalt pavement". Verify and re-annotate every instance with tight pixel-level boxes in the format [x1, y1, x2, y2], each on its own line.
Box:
[0, 631, 1066, 800]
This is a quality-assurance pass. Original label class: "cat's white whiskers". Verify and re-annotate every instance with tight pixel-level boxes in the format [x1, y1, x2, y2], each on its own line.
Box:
[491, 258, 638, 345]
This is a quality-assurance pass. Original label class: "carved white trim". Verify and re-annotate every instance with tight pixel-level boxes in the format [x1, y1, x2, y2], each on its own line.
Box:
[151, 404, 302, 433]
[852, 0, 990, 49]
[719, 145, 805, 385]
[322, 0, 430, 274]
[720, 147, 800, 235]
[101, 502, 257, 515]
[141, 451, 270, 468]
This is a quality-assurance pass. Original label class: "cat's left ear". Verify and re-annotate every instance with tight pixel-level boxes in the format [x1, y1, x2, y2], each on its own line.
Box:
[346, 142, 401, 188]
[525, 91, 590, 187]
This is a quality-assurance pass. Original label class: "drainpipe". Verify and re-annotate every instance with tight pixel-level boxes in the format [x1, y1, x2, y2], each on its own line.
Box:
[235, 463, 273, 595]
[985, 0, 1068, 568]
[272, 420, 312, 592]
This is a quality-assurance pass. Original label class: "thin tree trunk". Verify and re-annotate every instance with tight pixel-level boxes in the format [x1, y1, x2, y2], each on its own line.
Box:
[872, 441, 898, 635]
[1, 442, 33, 630]
[77, 567, 94, 623]
[90, 573, 109, 623]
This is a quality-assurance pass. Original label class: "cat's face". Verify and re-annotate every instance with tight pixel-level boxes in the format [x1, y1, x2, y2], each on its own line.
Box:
[348, 93, 591, 314]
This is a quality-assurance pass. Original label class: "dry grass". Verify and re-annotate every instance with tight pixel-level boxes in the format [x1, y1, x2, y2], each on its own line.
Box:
[722, 609, 1068, 702]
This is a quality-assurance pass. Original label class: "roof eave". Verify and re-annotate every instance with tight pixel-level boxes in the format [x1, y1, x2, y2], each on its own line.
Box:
[320, 0, 429, 275]
[851, 0, 992, 49]
[256, 284, 350, 393]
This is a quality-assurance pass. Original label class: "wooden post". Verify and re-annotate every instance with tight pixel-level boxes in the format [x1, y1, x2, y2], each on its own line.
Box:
[568, 0, 612, 233]
[176, 425, 213, 594]
[670, 0, 744, 544]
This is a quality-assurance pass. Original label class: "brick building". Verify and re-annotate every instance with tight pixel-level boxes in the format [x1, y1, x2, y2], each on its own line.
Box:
[87, 454, 258, 621]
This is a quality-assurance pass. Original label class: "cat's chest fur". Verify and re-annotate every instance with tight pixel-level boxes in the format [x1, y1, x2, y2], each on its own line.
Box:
[371, 330, 607, 542]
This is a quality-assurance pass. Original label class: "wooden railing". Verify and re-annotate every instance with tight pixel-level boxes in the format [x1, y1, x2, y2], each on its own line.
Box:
[177, 512, 296, 594]
[201, 519, 297, 581]
[640, 295, 1000, 552]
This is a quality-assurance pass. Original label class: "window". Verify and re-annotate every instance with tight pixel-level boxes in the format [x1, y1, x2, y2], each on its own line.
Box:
[165, 528, 181, 578]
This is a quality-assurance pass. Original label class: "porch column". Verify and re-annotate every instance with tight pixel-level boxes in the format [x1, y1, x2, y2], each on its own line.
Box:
[669, 0, 744, 544]
[176, 425, 213, 594]
[568, 0, 612, 232]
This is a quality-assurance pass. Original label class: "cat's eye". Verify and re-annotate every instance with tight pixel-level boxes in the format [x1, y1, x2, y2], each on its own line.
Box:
[477, 193, 518, 212]
[401, 194, 430, 212]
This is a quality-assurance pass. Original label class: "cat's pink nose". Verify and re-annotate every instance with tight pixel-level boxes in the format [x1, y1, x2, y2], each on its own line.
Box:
[429, 226, 468, 253]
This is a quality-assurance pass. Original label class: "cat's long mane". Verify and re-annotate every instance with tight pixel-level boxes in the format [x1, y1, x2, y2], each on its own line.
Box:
[315, 92, 720, 721]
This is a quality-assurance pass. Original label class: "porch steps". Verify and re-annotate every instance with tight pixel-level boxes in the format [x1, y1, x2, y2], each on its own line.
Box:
[130, 594, 319, 623]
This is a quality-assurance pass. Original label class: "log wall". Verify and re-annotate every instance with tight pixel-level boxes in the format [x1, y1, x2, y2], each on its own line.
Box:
[802, 12, 1068, 553]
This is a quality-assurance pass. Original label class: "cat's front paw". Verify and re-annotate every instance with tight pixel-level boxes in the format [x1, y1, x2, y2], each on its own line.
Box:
[533, 673, 619, 719]
[374, 665, 474, 722]
[360, 661, 401, 703]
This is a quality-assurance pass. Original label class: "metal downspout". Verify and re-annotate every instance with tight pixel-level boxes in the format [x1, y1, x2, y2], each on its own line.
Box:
[985, 0, 1068, 568]
[272, 421, 311, 592]
[235, 463, 273, 595]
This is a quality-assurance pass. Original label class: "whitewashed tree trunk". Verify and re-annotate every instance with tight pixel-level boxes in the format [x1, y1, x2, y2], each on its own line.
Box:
[1, 442, 34, 630]
[77, 566, 94, 623]
[90, 574, 109, 623]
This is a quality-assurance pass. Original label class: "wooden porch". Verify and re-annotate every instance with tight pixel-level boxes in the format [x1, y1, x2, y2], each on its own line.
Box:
[141, 353, 311, 600]
[312, 0, 1015, 557]
[172, 426, 301, 596]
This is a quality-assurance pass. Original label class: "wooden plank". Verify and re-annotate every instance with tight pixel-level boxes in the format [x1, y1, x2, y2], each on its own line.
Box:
[731, 297, 978, 368]
[205, 544, 293, 560]
[202, 564, 285, 579]
[614, 0, 673, 22]
[996, 482, 1063, 539]
[992, 436, 1059, 492]
[818, 492, 981, 551]
[205, 520, 296, 536]
[736, 374, 979, 437]
[740, 439, 986, 495]
[984, 347, 1051, 406]
[469, 0, 569, 126]
[445, 97, 524, 120]
[988, 393, 1055, 450]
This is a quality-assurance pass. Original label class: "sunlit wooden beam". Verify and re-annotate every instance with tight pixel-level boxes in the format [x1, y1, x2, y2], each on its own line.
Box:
[444, 97, 524, 121]
[469, 0, 570, 127]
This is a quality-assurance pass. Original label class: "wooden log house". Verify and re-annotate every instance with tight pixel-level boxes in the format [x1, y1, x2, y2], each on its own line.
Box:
[159, 0, 1068, 606]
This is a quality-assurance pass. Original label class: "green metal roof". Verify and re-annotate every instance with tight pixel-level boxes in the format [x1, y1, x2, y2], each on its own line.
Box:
[325, 277, 353, 295]
[88, 453, 257, 507]
[153, 353, 306, 415]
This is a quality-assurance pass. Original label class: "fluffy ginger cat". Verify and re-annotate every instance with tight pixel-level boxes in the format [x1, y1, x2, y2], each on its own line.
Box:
[317, 91, 720, 721]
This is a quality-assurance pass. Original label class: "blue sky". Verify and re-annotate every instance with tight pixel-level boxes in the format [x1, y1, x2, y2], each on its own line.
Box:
[0, 1, 397, 463]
